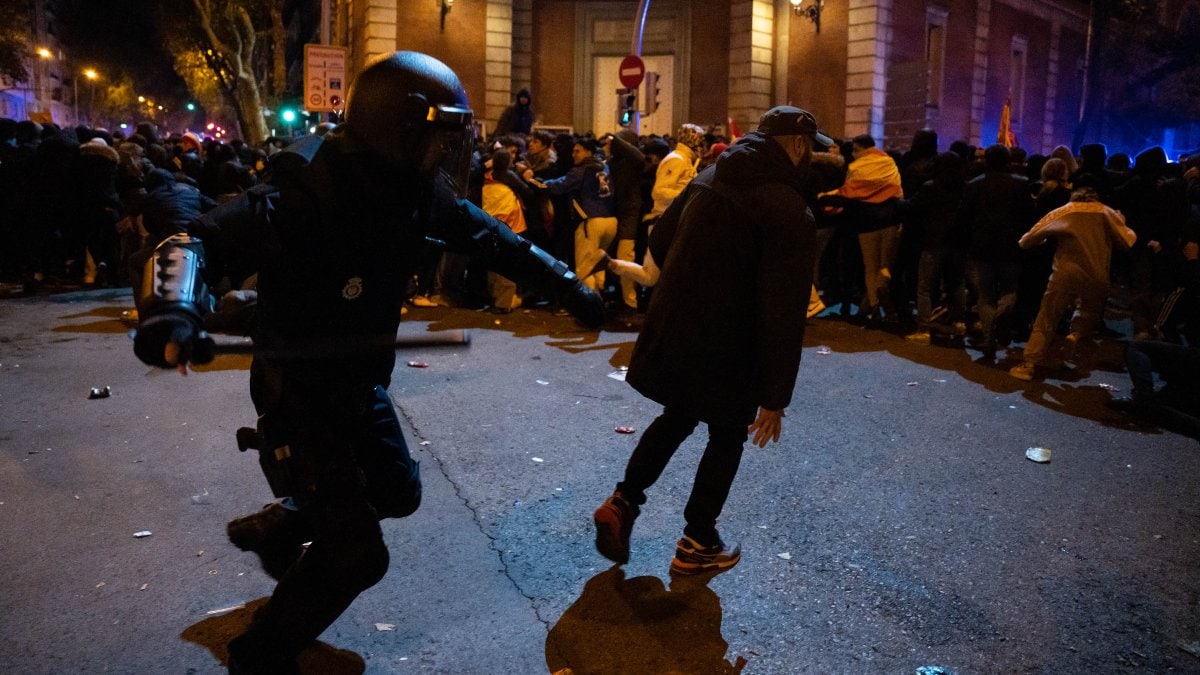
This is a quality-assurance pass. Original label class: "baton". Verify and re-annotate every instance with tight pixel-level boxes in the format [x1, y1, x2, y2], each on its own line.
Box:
[209, 329, 472, 359]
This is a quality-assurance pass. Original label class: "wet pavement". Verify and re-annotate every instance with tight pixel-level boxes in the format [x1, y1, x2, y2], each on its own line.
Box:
[1, 288, 1198, 674]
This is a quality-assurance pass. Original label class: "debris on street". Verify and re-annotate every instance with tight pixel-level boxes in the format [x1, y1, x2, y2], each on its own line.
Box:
[1025, 447, 1052, 463]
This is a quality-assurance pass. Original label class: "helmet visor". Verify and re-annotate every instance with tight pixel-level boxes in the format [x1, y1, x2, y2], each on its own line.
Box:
[424, 104, 474, 200]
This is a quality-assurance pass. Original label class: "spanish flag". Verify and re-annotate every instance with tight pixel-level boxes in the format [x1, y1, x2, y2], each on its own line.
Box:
[998, 96, 1018, 148]
[727, 116, 742, 142]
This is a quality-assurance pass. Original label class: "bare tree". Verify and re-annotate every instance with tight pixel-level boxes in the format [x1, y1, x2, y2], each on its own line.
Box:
[0, 0, 32, 85]
[191, 0, 270, 144]
[158, 0, 283, 145]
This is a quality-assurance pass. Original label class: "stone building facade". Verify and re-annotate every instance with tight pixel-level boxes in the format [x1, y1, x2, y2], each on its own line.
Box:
[335, 0, 1093, 153]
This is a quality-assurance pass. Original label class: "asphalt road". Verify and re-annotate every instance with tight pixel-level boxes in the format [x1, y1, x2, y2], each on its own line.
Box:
[1, 288, 1198, 674]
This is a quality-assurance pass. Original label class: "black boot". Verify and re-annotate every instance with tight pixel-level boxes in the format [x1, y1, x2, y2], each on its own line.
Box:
[226, 631, 300, 675]
[226, 503, 311, 581]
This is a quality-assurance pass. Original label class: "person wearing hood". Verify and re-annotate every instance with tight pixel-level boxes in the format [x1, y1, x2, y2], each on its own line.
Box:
[592, 106, 831, 576]
[494, 88, 535, 137]
[76, 138, 123, 285]
[649, 123, 706, 223]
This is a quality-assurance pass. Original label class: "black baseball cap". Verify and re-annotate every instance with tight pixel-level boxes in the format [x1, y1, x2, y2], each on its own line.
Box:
[757, 106, 833, 147]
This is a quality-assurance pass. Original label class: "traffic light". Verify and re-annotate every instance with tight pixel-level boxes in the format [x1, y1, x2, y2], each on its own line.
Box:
[643, 72, 660, 114]
[616, 88, 637, 128]
[281, 108, 297, 124]
[185, 102, 196, 111]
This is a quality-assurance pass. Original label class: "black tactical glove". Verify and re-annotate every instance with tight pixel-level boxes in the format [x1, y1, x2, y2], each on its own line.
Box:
[133, 312, 215, 368]
[558, 280, 606, 330]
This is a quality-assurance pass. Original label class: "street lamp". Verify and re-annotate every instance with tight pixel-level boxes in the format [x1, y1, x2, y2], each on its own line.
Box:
[75, 68, 99, 126]
[35, 48, 53, 118]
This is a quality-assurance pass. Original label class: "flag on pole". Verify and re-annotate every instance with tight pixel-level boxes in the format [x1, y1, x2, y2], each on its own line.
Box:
[727, 116, 742, 142]
[997, 96, 1017, 148]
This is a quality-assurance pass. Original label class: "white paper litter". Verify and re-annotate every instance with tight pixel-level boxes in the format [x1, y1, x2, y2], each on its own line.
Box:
[133, 531, 152, 538]
[536, 379, 550, 385]
[531, 457, 544, 463]
[1025, 447, 1052, 463]
[375, 623, 395, 631]
[777, 552, 792, 560]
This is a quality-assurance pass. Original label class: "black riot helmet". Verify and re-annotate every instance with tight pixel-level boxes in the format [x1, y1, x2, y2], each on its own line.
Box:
[343, 51, 475, 197]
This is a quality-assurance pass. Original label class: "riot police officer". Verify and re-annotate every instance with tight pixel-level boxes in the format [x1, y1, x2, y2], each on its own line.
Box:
[132, 52, 603, 673]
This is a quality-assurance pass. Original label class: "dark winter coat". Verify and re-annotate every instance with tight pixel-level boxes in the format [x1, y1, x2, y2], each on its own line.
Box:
[494, 89, 535, 137]
[76, 142, 121, 211]
[608, 130, 646, 239]
[142, 168, 217, 242]
[626, 131, 816, 426]
[957, 170, 1034, 263]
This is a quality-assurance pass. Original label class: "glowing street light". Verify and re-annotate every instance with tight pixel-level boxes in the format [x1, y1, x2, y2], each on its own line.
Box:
[76, 68, 100, 125]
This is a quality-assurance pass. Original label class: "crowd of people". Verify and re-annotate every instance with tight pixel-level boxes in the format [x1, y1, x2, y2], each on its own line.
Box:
[0, 118, 295, 290]
[452, 122, 1196, 403]
[1, 108, 1197, 428]
[3, 49, 1197, 670]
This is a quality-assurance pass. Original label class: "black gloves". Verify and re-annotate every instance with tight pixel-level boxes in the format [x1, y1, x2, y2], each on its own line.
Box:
[133, 312, 215, 368]
[558, 280, 606, 330]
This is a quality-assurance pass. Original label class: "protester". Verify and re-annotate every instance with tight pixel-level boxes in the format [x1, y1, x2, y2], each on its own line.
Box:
[494, 88, 535, 137]
[823, 134, 904, 322]
[1009, 187, 1136, 380]
[592, 106, 830, 575]
[957, 144, 1034, 359]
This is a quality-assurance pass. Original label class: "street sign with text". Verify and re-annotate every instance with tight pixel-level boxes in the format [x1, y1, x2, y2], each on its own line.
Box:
[303, 44, 348, 112]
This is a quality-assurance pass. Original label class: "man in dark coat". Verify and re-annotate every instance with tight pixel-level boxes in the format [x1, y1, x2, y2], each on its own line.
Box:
[592, 105, 830, 575]
[956, 144, 1034, 359]
[494, 88, 535, 137]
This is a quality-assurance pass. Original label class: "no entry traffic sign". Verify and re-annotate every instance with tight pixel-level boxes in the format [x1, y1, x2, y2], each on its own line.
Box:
[619, 54, 645, 89]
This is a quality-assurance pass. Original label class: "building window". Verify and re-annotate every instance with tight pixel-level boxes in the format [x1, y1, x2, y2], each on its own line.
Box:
[1010, 35, 1028, 125]
[926, 6, 948, 109]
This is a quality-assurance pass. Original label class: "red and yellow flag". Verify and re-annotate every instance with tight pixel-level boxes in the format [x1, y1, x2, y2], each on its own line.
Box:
[727, 116, 742, 142]
[997, 96, 1018, 148]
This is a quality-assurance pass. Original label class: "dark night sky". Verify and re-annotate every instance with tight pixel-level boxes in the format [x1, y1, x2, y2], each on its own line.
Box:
[56, 0, 188, 101]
